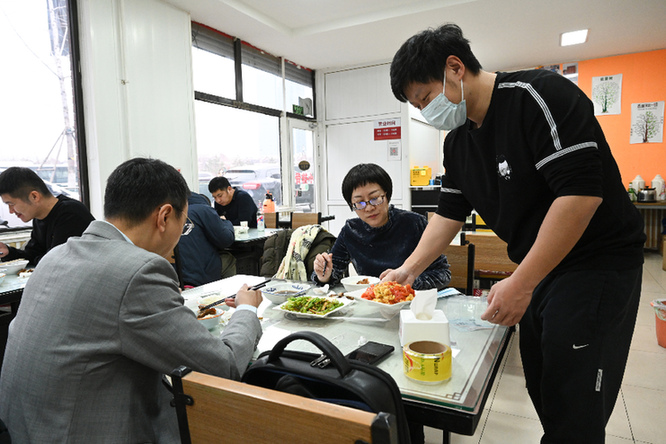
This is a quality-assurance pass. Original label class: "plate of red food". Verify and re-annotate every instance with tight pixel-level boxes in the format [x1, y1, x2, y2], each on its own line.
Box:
[346, 281, 416, 318]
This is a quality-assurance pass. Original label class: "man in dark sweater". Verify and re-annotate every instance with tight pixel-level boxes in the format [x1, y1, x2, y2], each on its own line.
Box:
[0, 167, 95, 265]
[386, 24, 645, 444]
[208, 176, 258, 228]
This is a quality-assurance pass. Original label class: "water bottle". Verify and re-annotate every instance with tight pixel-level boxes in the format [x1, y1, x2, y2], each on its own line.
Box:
[257, 208, 265, 231]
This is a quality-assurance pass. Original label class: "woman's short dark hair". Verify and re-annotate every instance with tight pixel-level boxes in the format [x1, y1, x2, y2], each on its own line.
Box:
[390, 23, 482, 103]
[104, 158, 188, 225]
[208, 176, 231, 194]
[0, 167, 52, 200]
[341, 163, 392, 210]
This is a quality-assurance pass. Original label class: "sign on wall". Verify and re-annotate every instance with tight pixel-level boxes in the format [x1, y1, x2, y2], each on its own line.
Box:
[592, 74, 622, 115]
[374, 118, 401, 140]
[630, 101, 664, 144]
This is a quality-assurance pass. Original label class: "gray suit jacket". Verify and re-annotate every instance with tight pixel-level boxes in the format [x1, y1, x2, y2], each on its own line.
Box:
[0, 221, 262, 443]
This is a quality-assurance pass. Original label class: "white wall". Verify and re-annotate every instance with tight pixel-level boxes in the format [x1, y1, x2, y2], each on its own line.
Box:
[78, 0, 196, 218]
[318, 63, 443, 236]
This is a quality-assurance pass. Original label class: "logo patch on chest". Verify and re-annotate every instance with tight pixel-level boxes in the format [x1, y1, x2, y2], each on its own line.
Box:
[496, 155, 512, 180]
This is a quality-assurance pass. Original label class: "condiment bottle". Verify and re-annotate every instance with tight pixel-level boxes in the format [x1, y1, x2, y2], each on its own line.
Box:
[628, 183, 637, 202]
[262, 192, 276, 213]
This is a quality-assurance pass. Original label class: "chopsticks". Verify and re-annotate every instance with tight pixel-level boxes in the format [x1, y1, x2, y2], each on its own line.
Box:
[198, 280, 271, 311]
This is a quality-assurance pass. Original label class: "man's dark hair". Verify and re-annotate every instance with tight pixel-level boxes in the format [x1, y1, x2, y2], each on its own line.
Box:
[341, 163, 393, 210]
[208, 176, 231, 193]
[390, 23, 482, 103]
[104, 158, 188, 225]
[0, 167, 52, 201]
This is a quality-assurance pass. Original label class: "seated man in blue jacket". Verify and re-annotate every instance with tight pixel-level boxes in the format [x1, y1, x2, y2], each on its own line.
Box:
[177, 192, 236, 286]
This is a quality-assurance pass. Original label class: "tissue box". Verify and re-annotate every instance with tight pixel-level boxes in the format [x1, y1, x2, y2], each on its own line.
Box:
[399, 309, 450, 347]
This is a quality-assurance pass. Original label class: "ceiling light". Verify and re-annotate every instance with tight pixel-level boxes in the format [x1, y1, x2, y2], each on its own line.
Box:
[560, 29, 588, 46]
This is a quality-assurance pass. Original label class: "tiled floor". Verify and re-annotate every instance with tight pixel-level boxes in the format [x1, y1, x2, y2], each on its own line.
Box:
[425, 251, 666, 444]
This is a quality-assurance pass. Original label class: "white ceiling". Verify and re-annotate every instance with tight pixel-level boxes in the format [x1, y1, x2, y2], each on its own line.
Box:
[164, 0, 666, 72]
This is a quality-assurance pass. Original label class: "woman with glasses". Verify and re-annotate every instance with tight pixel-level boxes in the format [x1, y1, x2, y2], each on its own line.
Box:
[312, 163, 450, 290]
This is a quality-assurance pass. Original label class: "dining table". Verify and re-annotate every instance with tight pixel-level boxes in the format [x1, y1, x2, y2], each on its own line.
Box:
[0, 272, 30, 372]
[182, 274, 512, 444]
[225, 228, 281, 275]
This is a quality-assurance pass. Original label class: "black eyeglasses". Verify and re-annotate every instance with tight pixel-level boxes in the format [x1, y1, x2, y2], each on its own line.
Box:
[352, 195, 385, 211]
[181, 217, 194, 236]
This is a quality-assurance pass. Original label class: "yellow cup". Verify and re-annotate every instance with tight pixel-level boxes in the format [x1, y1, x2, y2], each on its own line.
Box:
[403, 341, 452, 384]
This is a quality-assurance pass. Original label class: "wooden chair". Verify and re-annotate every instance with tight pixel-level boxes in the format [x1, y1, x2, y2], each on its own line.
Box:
[446, 243, 475, 295]
[291, 212, 321, 229]
[170, 366, 399, 444]
[426, 211, 435, 221]
[460, 232, 517, 280]
[264, 212, 279, 229]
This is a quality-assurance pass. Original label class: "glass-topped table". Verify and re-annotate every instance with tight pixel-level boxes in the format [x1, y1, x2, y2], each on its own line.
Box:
[1, 273, 30, 370]
[0, 273, 28, 307]
[183, 275, 512, 443]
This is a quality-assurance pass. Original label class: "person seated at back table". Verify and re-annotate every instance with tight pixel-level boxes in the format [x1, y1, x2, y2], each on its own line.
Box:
[209, 176, 258, 228]
[0, 158, 263, 443]
[0, 167, 94, 265]
[312, 163, 451, 290]
[177, 191, 236, 285]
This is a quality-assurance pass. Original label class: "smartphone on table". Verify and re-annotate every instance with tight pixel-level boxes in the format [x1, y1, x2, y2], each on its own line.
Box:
[345, 341, 394, 365]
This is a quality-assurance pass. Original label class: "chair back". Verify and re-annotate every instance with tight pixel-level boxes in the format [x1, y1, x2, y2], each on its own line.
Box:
[446, 243, 475, 295]
[264, 212, 279, 229]
[170, 367, 398, 444]
[460, 232, 517, 277]
[426, 211, 435, 221]
[291, 212, 321, 229]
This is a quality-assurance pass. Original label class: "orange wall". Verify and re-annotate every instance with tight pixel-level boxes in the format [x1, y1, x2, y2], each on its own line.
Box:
[577, 49, 666, 188]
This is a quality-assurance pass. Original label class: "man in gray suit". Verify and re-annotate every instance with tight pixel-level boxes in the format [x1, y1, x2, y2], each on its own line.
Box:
[0, 158, 263, 443]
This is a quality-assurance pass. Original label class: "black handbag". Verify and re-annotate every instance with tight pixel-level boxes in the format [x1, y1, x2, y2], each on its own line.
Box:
[241, 331, 411, 444]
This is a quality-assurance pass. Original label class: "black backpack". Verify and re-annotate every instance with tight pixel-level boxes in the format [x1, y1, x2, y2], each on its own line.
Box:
[242, 331, 411, 444]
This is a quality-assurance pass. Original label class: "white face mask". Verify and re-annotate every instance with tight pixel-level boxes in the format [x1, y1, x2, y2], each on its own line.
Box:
[420, 72, 467, 131]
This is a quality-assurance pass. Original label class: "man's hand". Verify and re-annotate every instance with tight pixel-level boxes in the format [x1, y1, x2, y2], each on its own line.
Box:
[226, 284, 263, 308]
[480, 275, 533, 326]
[380, 266, 417, 286]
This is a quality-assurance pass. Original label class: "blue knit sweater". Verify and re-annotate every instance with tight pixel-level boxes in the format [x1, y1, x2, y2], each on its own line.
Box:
[313, 206, 450, 290]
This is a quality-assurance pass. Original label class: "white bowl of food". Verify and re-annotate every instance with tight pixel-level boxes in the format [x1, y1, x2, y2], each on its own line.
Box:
[341, 275, 380, 293]
[196, 307, 227, 330]
[0, 273, 6, 285]
[0, 259, 29, 275]
[347, 281, 416, 319]
[262, 282, 311, 305]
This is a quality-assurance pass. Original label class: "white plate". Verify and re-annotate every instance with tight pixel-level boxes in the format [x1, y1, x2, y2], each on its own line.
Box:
[345, 288, 414, 319]
[276, 296, 354, 319]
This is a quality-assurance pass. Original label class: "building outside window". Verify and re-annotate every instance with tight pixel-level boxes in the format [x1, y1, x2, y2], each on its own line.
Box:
[191, 22, 317, 211]
[0, 0, 86, 228]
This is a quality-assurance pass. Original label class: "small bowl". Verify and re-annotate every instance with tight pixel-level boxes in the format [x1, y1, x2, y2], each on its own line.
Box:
[197, 307, 227, 330]
[262, 282, 310, 305]
[0, 259, 29, 275]
[0, 273, 6, 285]
[341, 275, 380, 293]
